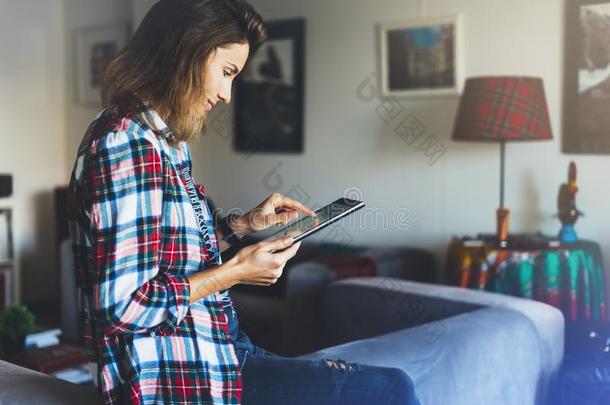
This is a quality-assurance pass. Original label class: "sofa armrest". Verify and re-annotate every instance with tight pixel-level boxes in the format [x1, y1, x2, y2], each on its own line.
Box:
[320, 276, 564, 399]
[0, 360, 101, 404]
[299, 307, 546, 405]
[325, 278, 564, 352]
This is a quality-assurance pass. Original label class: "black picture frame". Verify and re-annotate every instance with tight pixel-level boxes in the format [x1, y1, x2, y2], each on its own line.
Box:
[564, 0, 610, 154]
[233, 18, 305, 154]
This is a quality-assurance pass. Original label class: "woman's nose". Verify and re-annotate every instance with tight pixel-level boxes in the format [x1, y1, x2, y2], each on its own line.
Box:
[218, 84, 232, 104]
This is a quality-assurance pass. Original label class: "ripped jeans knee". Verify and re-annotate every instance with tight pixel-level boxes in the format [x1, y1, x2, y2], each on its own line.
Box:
[321, 358, 362, 373]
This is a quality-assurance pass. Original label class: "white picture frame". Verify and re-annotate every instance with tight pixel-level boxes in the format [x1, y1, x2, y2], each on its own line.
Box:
[377, 14, 463, 98]
[75, 24, 129, 105]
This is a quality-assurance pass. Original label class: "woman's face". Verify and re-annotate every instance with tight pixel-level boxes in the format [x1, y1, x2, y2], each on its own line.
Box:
[203, 42, 250, 112]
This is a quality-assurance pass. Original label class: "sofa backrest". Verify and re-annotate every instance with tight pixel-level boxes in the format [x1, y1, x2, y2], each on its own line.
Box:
[320, 279, 484, 348]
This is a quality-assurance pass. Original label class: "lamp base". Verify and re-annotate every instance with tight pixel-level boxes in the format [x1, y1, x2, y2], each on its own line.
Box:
[496, 208, 510, 248]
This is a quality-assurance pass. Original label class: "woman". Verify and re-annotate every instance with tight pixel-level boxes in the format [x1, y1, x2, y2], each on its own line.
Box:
[67, 0, 420, 404]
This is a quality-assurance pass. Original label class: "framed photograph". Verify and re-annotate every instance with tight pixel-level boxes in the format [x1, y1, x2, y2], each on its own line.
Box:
[234, 18, 305, 154]
[564, 0, 610, 153]
[75, 24, 129, 105]
[378, 15, 463, 98]
[0, 209, 12, 263]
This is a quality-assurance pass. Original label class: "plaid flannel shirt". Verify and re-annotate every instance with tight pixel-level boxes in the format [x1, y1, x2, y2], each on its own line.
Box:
[67, 100, 242, 404]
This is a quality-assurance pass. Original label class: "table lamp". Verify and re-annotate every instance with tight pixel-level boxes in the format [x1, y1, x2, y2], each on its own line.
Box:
[451, 77, 553, 247]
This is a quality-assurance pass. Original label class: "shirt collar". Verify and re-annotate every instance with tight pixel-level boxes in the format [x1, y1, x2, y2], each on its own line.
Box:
[121, 96, 176, 144]
[139, 102, 176, 144]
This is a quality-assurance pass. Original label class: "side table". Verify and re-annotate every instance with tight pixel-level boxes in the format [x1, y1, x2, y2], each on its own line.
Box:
[445, 236, 608, 321]
[3, 342, 92, 384]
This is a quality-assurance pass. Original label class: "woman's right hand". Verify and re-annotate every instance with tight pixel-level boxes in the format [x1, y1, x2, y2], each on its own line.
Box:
[227, 236, 302, 286]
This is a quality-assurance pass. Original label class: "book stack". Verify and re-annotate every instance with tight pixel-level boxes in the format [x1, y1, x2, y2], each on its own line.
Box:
[5, 342, 92, 384]
[25, 327, 61, 349]
[5, 343, 88, 374]
[52, 363, 93, 385]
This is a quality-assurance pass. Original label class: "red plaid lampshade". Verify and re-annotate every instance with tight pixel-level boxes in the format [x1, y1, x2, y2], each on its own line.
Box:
[451, 77, 553, 142]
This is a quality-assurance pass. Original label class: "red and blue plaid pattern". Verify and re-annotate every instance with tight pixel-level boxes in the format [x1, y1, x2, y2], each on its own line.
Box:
[452, 76, 553, 142]
[68, 100, 242, 404]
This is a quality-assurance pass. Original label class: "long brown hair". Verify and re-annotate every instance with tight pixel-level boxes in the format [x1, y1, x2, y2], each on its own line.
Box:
[103, 0, 267, 143]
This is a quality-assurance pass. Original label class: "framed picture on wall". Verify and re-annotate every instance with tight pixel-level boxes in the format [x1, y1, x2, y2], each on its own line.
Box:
[0, 209, 12, 263]
[564, 0, 610, 153]
[75, 24, 130, 105]
[377, 15, 463, 98]
[233, 18, 305, 154]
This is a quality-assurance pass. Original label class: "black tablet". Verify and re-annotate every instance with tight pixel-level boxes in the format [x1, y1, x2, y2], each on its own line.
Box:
[264, 197, 365, 250]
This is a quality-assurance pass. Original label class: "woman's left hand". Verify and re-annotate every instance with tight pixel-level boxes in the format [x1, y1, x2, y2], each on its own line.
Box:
[231, 193, 317, 236]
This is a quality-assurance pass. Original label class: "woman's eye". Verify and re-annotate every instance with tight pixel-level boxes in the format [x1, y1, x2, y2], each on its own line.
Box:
[223, 70, 231, 77]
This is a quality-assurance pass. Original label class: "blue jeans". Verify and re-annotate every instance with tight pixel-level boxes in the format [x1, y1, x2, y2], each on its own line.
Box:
[233, 330, 421, 405]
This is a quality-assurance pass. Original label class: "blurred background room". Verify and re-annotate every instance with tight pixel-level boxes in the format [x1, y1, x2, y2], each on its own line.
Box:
[1, 0, 610, 403]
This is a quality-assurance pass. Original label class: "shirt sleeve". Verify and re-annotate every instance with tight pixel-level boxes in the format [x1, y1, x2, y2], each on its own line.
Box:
[86, 129, 191, 337]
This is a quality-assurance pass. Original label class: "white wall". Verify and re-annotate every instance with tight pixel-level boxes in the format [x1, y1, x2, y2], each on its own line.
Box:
[0, 0, 67, 304]
[64, 0, 133, 166]
[0, 0, 132, 307]
[182, 0, 610, 281]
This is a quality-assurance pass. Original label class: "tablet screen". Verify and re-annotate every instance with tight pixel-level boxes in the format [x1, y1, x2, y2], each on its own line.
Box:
[265, 199, 363, 242]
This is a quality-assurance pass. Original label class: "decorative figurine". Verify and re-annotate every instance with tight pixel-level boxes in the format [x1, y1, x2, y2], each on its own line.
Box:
[556, 161, 584, 243]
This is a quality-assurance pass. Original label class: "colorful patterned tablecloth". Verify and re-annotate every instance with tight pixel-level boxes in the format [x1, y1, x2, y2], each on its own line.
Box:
[446, 238, 608, 321]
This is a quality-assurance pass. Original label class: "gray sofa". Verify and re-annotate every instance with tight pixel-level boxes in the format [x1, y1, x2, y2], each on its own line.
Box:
[0, 358, 102, 404]
[0, 253, 563, 404]
[297, 277, 564, 405]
